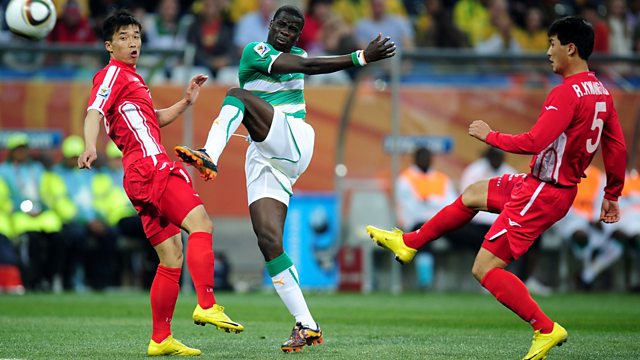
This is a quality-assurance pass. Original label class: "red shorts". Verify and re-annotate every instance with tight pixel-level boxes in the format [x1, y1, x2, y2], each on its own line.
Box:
[123, 154, 203, 246]
[482, 173, 577, 263]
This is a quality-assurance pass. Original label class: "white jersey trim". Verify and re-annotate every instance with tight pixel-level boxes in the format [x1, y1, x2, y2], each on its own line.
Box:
[243, 78, 304, 93]
[267, 53, 281, 74]
[86, 106, 105, 117]
[274, 104, 306, 115]
[89, 65, 120, 111]
[520, 181, 545, 216]
[118, 101, 162, 158]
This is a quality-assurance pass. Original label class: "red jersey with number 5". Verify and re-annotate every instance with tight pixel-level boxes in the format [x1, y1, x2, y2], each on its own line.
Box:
[86, 58, 165, 170]
[486, 72, 626, 201]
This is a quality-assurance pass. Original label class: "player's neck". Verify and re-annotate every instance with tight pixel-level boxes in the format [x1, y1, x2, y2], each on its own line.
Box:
[562, 61, 589, 78]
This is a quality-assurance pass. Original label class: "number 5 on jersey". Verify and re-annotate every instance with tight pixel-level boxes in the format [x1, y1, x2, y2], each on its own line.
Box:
[586, 101, 605, 154]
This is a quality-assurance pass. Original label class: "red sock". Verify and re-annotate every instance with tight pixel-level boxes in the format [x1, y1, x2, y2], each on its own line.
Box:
[150, 265, 181, 343]
[481, 268, 554, 333]
[403, 196, 477, 250]
[186, 231, 216, 309]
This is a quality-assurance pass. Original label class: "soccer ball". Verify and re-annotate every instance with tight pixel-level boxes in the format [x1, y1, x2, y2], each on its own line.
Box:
[4, 0, 57, 40]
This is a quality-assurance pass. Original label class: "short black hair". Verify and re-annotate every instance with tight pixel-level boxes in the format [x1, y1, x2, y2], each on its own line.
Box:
[102, 9, 142, 42]
[273, 5, 305, 29]
[547, 16, 594, 60]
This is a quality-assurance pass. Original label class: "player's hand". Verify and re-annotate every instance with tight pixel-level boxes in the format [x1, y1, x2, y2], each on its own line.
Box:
[363, 34, 396, 63]
[469, 120, 492, 142]
[184, 74, 208, 105]
[78, 149, 97, 169]
[599, 198, 620, 223]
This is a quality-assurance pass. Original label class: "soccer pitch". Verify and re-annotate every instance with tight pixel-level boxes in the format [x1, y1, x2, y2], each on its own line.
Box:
[0, 291, 638, 359]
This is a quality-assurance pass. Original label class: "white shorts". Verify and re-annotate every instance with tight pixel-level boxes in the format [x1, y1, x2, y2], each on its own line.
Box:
[245, 111, 314, 206]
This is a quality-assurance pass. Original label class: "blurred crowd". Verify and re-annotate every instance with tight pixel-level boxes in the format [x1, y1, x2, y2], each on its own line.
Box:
[2, 0, 640, 82]
[0, 133, 232, 294]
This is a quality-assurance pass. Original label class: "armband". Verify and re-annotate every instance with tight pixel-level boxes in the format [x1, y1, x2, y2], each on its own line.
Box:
[351, 50, 367, 67]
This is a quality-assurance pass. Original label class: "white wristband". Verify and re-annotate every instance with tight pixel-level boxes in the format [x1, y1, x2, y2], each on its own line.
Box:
[351, 50, 367, 67]
[356, 50, 367, 66]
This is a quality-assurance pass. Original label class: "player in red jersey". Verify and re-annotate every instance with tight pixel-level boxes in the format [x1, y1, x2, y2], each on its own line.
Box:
[77, 10, 243, 356]
[367, 16, 627, 360]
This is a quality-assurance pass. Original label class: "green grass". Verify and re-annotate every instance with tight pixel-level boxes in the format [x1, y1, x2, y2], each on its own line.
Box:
[1, 291, 639, 359]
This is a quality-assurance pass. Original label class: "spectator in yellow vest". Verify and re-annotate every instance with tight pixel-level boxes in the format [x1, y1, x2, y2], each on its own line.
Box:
[47, 135, 117, 291]
[0, 133, 64, 292]
[93, 141, 157, 288]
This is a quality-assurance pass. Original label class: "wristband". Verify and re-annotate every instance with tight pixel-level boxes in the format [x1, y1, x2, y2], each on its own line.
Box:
[351, 50, 367, 67]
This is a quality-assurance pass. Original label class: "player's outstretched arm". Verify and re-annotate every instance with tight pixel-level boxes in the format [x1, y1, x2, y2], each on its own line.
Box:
[78, 109, 103, 170]
[156, 74, 208, 128]
[271, 34, 396, 75]
[600, 198, 620, 223]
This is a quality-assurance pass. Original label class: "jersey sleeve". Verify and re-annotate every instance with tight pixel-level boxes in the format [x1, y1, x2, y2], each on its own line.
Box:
[600, 102, 627, 200]
[87, 66, 123, 116]
[486, 85, 576, 154]
[239, 42, 282, 75]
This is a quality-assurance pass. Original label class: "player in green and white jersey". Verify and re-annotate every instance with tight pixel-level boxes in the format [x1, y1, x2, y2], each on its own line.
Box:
[175, 5, 395, 352]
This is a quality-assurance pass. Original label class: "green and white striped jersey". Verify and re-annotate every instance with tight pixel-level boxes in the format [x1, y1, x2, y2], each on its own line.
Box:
[238, 42, 307, 120]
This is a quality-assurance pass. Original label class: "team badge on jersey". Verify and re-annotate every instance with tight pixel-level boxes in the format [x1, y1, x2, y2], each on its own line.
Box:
[253, 42, 270, 57]
[97, 85, 111, 99]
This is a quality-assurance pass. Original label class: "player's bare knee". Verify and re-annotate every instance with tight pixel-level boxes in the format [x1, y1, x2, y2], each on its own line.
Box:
[157, 246, 184, 268]
[257, 236, 282, 260]
[461, 181, 489, 211]
[182, 206, 213, 234]
[471, 262, 486, 282]
[199, 217, 214, 234]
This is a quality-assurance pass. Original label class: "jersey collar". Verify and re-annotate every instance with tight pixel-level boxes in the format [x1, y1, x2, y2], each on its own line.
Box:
[563, 71, 595, 83]
[109, 58, 136, 71]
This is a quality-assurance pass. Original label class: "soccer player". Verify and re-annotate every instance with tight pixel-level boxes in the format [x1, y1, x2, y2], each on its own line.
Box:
[366, 16, 626, 360]
[77, 10, 243, 356]
[173, 5, 396, 352]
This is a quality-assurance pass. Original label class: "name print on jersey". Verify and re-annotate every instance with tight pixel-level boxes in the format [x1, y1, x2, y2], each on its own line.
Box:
[572, 81, 610, 98]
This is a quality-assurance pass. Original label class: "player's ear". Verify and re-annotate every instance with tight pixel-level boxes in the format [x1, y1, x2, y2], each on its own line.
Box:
[567, 43, 577, 57]
[105, 41, 113, 53]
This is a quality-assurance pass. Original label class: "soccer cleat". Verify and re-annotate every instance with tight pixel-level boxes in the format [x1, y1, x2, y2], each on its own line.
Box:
[174, 145, 218, 181]
[366, 225, 417, 264]
[522, 322, 568, 360]
[147, 335, 202, 356]
[192, 304, 244, 333]
[281, 322, 323, 353]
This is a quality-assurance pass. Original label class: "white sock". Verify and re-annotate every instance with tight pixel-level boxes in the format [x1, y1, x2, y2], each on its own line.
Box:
[203, 102, 244, 164]
[271, 265, 316, 329]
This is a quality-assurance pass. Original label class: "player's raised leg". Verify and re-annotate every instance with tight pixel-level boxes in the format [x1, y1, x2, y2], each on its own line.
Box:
[175, 95, 246, 181]
[368, 181, 487, 263]
[175, 89, 274, 181]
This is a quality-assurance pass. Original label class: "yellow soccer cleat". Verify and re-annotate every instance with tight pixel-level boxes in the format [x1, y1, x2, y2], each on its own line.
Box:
[192, 304, 244, 333]
[366, 225, 417, 264]
[147, 335, 202, 356]
[522, 322, 568, 360]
